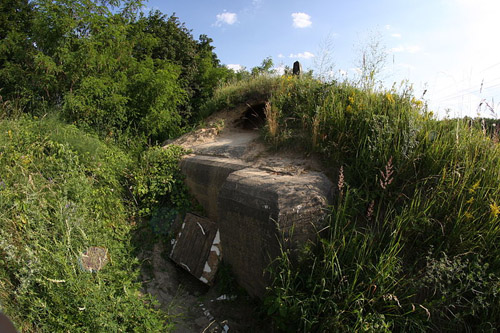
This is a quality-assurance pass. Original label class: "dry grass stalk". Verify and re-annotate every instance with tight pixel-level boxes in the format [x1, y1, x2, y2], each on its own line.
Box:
[379, 156, 394, 190]
[265, 101, 279, 143]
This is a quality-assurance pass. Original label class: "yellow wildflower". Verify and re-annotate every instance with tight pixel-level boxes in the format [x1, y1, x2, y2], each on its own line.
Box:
[464, 212, 473, 220]
[490, 202, 500, 218]
[8, 130, 12, 139]
[411, 97, 424, 108]
[346, 105, 352, 113]
[348, 96, 354, 104]
[386, 93, 395, 104]
[466, 197, 475, 205]
[21, 156, 31, 165]
[469, 181, 480, 194]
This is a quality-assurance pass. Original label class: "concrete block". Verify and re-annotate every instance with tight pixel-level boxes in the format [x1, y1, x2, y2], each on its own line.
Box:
[217, 168, 333, 298]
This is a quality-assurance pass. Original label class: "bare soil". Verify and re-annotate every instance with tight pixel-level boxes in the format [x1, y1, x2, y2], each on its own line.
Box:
[139, 241, 270, 332]
[169, 102, 324, 175]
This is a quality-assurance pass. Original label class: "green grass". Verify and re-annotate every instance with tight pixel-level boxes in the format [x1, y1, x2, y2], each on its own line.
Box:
[197, 75, 280, 120]
[0, 116, 173, 331]
[210, 75, 500, 331]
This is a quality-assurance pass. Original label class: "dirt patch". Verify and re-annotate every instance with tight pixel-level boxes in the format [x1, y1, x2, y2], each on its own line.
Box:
[139, 241, 270, 332]
[168, 102, 324, 174]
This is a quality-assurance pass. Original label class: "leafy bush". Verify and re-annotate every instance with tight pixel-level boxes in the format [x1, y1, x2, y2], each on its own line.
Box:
[129, 145, 190, 219]
[1, 1, 231, 145]
[0, 117, 170, 331]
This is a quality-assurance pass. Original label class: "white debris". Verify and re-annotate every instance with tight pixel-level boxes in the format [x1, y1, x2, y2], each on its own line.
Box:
[216, 294, 236, 301]
[212, 230, 220, 244]
[210, 245, 220, 256]
[197, 222, 206, 235]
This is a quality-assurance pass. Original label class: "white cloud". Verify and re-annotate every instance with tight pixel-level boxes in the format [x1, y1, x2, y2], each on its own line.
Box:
[278, 53, 285, 58]
[391, 33, 402, 38]
[385, 24, 392, 30]
[390, 45, 421, 54]
[292, 12, 312, 28]
[226, 64, 244, 72]
[274, 64, 286, 75]
[215, 11, 237, 26]
[289, 51, 315, 59]
[350, 67, 362, 75]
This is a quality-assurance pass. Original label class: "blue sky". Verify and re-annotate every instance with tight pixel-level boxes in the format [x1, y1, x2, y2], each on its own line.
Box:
[145, 0, 500, 118]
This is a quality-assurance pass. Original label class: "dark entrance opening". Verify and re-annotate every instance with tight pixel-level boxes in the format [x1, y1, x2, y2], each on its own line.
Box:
[236, 102, 267, 130]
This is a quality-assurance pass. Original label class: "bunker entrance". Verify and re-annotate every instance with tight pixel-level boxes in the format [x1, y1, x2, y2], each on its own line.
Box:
[236, 102, 267, 130]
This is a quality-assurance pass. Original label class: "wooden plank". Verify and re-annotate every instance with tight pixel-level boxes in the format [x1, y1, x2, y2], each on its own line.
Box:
[170, 213, 222, 285]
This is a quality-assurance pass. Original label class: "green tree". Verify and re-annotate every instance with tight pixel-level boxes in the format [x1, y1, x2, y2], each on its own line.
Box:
[0, 0, 35, 108]
[251, 56, 274, 76]
[132, 12, 232, 119]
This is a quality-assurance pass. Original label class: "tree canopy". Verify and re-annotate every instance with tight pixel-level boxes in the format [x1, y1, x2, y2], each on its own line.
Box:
[0, 0, 232, 144]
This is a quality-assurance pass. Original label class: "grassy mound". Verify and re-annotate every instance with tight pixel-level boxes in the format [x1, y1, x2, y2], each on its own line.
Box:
[207, 76, 500, 331]
[0, 117, 171, 331]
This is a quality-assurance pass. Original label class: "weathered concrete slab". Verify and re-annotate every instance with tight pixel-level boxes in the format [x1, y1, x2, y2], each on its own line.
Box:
[180, 156, 248, 221]
[170, 213, 222, 285]
[217, 168, 334, 298]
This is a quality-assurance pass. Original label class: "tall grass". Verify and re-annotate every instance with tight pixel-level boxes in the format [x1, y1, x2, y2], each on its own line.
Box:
[259, 76, 500, 331]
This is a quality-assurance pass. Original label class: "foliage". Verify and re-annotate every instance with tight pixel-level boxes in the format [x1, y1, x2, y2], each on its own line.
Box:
[131, 11, 232, 119]
[262, 75, 500, 331]
[251, 56, 275, 76]
[0, 117, 171, 331]
[0, 0, 231, 145]
[0, 0, 36, 109]
[128, 145, 190, 218]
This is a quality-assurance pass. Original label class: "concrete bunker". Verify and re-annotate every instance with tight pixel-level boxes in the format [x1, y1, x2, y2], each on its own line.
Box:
[173, 154, 334, 298]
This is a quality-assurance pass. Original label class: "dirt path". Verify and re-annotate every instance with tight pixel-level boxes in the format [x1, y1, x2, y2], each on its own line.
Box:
[170, 102, 323, 174]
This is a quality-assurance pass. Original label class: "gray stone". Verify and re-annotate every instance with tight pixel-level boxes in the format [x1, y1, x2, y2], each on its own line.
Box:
[180, 156, 248, 221]
[217, 168, 333, 298]
[179, 154, 334, 298]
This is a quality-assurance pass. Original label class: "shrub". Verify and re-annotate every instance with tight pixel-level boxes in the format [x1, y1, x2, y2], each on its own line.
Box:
[0, 117, 170, 331]
[129, 145, 190, 219]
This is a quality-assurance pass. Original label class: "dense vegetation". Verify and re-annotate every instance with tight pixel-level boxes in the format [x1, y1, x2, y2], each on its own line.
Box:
[211, 76, 500, 332]
[0, 0, 234, 146]
[2, 0, 500, 332]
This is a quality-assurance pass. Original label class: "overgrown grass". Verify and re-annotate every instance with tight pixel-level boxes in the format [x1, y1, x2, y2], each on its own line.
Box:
[0, 116, 174, 331]
[197, 75, 280, 120]
[255, 76, 500, 331]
